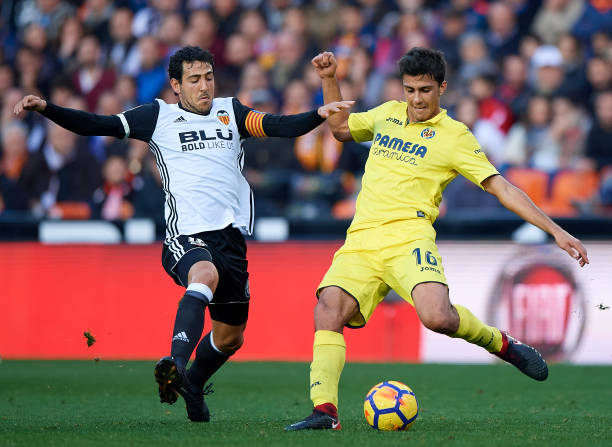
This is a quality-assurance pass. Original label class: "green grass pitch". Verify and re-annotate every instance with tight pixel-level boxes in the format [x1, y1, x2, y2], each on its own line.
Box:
[1, 361, 611, 446]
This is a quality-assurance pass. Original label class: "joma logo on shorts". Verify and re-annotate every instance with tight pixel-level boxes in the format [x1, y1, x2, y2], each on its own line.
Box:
[420, 266, 441, 274]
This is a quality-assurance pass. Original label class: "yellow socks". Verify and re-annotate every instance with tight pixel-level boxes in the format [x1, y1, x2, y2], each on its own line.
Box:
[310, 330, 346, 408]
[308, 309, 500, 410]
[449, 305, 503, 353]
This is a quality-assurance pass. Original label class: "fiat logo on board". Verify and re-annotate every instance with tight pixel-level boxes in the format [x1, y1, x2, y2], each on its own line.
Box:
[487, 249, 586, 361]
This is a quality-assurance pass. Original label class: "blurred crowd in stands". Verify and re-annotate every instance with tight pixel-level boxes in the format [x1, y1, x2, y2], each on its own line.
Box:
[1, 0, 612, 224]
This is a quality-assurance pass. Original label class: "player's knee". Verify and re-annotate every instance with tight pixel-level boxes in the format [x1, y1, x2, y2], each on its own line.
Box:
[214, 333, 244, 355]
[420, 311, 457, 334]
[189, 261, 219, 290]
[314, 299, 340, 329]
[314, 290, 357, 330]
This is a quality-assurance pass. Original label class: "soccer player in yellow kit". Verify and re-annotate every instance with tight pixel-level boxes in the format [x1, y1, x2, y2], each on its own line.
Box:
[286, 48, 590, 431]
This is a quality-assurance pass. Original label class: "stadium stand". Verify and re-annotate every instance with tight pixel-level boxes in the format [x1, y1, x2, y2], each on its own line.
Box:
[543, 169, 600, 216]
[1, 0, 612, 232]
[505, 167, 549, 207]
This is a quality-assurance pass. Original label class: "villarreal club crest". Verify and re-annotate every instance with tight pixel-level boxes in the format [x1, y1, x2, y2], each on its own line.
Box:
[420, 127, 435, 139]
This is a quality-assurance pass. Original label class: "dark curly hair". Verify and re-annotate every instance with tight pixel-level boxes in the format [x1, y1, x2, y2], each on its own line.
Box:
[397, 47, 446, 86]
[168, 46, 215, 83]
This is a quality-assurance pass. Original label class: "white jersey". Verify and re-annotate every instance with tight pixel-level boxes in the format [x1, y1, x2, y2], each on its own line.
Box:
[118, 98, 253, 238]
[110, 95, 323, 242]
[41, 90, 324, 262]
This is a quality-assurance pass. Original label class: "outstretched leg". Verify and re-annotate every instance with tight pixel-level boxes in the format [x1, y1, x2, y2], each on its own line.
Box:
[412, 281, 548, 381]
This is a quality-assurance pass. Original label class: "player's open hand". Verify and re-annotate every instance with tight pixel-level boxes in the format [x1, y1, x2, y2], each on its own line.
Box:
[14, 95, 47, 115]
[312, 52, 338, 79]
[554, 230, 589, 267]
[317, 100, 355, 118]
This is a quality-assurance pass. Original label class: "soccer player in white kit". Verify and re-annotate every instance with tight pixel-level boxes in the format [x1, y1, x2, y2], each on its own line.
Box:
[14, 46, 353, 422]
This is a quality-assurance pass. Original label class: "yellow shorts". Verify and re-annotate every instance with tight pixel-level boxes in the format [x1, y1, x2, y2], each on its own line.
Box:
[318, 220, 447, 328]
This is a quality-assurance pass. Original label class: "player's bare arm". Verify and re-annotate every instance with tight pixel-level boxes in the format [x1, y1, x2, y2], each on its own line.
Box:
[482, 174, 589, 267]
[312, 52, 353, 142]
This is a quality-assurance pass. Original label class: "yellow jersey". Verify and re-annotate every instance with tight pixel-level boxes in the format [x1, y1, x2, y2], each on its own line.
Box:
[347, 100, 499, 232]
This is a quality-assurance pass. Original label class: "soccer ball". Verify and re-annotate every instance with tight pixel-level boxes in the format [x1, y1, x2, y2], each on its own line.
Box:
[363, 381, 419, 431]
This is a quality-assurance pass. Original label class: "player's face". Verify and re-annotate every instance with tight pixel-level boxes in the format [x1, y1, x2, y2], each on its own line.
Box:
[402, 74, 446, 123]
[174, 61, 215, 114]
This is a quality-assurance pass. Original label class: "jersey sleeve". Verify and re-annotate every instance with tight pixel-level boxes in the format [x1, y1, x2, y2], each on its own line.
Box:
[451, 127, 499, 189]
[232, 97, 324, 139]
[40, 103, 126, 137]
[347, 102, 388, 142]
[118, 101, 160, 142]
[232, 98, 254, 138]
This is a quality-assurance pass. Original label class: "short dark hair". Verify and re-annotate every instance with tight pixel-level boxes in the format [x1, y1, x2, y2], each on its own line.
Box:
[168, 46, 215, 82]
[397, 47, 446, 85]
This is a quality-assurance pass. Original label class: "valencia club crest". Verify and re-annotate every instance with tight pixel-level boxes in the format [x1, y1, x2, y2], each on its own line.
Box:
[217, 110, 230, 125]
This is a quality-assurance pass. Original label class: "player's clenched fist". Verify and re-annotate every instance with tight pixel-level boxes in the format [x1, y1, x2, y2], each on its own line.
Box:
[14, 95, 47, 115]
[312, 52, 338, 79]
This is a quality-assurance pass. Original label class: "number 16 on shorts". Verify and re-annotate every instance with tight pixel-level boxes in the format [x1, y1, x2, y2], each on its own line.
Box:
[412, 247, 443, 275]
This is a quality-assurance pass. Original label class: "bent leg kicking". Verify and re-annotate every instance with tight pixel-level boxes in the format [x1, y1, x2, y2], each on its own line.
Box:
[413, 281, 503, 351]
[411, 282, 459, 334]
[412, 281, 547, 381]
